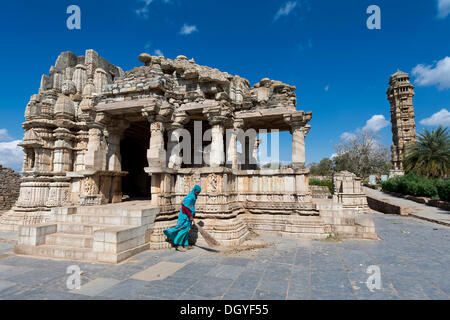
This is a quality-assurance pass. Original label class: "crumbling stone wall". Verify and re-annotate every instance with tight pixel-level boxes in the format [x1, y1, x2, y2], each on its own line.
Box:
[0, 165, 21, 211]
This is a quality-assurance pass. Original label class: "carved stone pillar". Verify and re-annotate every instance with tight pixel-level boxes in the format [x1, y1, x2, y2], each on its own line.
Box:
[143, 102, 170, 169]
[228, 119, 244, 170]
[85, 125, 104, 171]
[148, 121, 166, 168]
[167, 112, 190, 169]
[106, 120, 129, 172]
[205, 106, 230, 168]
[284, 112, 312, 169]
[85, 113, 108, 171]
[292, 125, 306, 168]
[210, 123, 225, 168]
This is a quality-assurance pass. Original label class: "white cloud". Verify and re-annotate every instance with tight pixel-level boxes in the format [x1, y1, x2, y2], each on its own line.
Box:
[363, 115, 390, 132]
[420, 109, 450, 127]
[0, 140, 23, 172]
[0, 129, 12, 141]
[135, 0, 171, 19]
[412, 56, 450, 90]
[438, 0, 450, 18]
[154, 49, 164, 56]
[340, 132, 356, 142]
[274, 1, 298, 21]
[324, 85, 329, 92]
[180, 24, 198, 35]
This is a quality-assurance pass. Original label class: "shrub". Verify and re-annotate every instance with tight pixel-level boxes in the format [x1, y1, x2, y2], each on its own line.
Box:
[436, 180, 450, 202]
[381, 177, 401, 193]
[381, 173, 439, 198]
[309, 179, 333, 194]
[416, 179, 438, 198]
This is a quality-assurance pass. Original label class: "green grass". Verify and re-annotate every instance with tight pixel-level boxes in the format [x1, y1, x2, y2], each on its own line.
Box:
[321, 234, 342, 243]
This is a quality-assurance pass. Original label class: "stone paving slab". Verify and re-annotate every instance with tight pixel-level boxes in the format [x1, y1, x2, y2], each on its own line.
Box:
[70, 278, 121, 296]
[0, 213, 448, 300]
[131, 261, 186, 282]
[0, 280, 15, 292]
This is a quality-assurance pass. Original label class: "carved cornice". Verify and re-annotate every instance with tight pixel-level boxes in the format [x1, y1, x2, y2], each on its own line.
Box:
[283, 111, 312, 129]
[204, 105, 232, 126]
[142, 99, 173, 123]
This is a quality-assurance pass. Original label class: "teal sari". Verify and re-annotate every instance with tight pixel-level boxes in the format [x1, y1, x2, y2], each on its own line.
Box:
[164, 185, 201, 247]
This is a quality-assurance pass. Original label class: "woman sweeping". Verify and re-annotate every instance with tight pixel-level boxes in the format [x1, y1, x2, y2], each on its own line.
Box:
[164, 185, 201, 252]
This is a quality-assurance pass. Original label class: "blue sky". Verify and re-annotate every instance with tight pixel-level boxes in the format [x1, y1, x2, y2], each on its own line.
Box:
[0, 0, 449, 171]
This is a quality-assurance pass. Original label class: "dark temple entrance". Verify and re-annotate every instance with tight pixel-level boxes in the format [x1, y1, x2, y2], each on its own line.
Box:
[120, 121, 151, 200]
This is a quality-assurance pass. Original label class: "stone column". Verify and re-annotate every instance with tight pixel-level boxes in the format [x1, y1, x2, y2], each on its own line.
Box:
[106, 120, 129, 172]
[292, 125, 306, 169]
[85, 125, 104, 171]
[284, 112, 312, 169]
[142, 102, 170, 169]
[210, 123, 225, 168]
[228, 119, 244, 170]
[107, 131, 121, 172]
[148, 121, 166, 168]
[167, 125, 183, 169]
[167, 112, 190, 169]
[205, 106, 231, 168]
[85, 112, 108, 171]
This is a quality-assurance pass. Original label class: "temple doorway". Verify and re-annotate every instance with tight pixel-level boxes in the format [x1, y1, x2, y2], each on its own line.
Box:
[120, 121, 151, 200]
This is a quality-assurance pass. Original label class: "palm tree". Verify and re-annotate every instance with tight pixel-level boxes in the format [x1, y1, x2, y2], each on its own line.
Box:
[404, 126, 450, 178]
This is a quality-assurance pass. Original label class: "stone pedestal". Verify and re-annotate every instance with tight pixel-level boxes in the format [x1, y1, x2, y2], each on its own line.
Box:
[333, 171, 369, 212]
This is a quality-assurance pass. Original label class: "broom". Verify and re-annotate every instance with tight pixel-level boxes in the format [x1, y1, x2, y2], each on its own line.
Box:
[194, 223, 221, 247]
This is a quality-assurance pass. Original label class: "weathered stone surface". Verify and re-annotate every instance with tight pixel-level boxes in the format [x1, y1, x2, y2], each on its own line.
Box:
[0, 166, 21, 211]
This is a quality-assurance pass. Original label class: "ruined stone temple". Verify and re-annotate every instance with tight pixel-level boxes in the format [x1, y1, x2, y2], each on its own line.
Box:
[1, 50, 377, 263]
[387, 70, 416, 175]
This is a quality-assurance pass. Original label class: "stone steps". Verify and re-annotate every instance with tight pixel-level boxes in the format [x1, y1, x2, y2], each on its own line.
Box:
[45, 233, 93, 248]
[56, 222, 130, 236]
[53, 214, 149, 226]
[15, 205, 160, 264]
[15, 242, 151, 264]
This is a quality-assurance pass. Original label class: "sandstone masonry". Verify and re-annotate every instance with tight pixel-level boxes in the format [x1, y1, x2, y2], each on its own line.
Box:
[0, 165, 21, 211]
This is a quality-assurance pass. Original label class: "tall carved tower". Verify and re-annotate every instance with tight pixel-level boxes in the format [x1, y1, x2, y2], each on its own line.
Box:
[387, 70, 416, 174]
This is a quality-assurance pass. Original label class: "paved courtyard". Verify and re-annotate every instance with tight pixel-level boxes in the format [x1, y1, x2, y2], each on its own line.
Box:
[0, 213, 449, 300]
